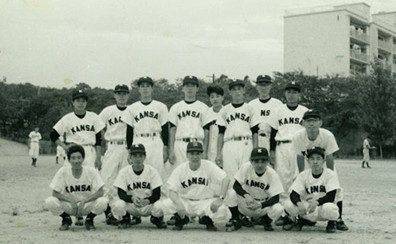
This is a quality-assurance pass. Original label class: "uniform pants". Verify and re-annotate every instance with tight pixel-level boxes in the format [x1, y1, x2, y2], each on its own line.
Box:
[258, 134, 270, 153]
[111, 199, 163, 220]
[284, 199, 339, 222]
[45, 196, 108, 216]
[222, 140, 252, 180]
[29, 142, 39, 158]
[275, 143, 297, 201]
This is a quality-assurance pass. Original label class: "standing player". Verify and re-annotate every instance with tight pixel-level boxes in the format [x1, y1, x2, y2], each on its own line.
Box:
[168, 76, 209, 167]
[248, 75, 282, 152]
[56, 145, 66, 164]
[362, 136, 375, 168]
[28, 127, 42, 167]
[284, 147, 340, 233]
[99, 84, 130, 225]
[292, 109, 349, 231]
[203, 85, 224, 162]
[156, 142, 231, 231]
[44, 144, 108, 231]
[50, 89, 105, 169]
[111, 144, 166, 229]
[231, 147, 284, 231]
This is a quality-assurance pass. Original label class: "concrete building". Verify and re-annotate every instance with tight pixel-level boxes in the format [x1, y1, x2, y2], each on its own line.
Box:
[284, 2, 396, 76]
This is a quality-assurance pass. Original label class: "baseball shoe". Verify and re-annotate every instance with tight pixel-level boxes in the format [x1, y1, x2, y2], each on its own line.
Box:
[130, 216, 141, 225]
[336, 219, 349, 231]
[167, 216, 176, 225]
[199, 216, 217, 232]
[225, 219, 242, 232]
[282, 216, 295, 231]
[275, 216, 288, 226]
[75, 216, 84, 226]
[118, 214, 131, 229]
[326, 221, 336, 233]
[59, 216, 72, 231]
[150, 216, 167, 229]
[240, 215, 254, 227]
[85, 218, 95, 230]
[172, 214, 189, 231]
[106, 213, 119, 226]
[261, 214, 274, 231]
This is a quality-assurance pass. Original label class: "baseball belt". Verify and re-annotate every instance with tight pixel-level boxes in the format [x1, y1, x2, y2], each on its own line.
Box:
[109, 140, 126, 145]
[176, 138, 201, 143]
[224, 136, 252, 142]
[276, 140, 292, 145]
[135, 132, 159, 137]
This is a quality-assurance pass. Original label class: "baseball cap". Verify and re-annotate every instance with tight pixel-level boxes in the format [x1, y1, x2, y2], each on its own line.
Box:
[284, 81, 301, 92]
[183, 76, 199, 86]
[186, 141, 204, 153]
[72, 89, 88, 101]
[303, 109, 321, 120]
[130, 144, 146, 154]
[207, 85, 224, 96]
[250, 147, 269, 160]
[306, 147, 325, 158]
[256, 75, 272, 84]
[137, 77, 154, 86]
[114, 84, 129, 93]
[228, 79, 245, 90]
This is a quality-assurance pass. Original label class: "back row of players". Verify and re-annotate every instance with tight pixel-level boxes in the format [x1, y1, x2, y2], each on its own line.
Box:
[46, 75, 349, 232]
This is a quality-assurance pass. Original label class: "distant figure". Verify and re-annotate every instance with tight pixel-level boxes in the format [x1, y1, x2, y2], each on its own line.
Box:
[362, 136, 375, 168]
[56, 145, 66, 164]
[28, 127, 42, 167]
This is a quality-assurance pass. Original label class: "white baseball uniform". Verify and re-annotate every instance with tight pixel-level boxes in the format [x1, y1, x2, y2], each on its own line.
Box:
[157, 160, 231, 223]
[99, 105, 129, 199]
[111, 164, 163, 219]
[29, 131, 42, 158]
[53, 111, 105, 168]
[363, 139, 371, 161]
[248, 98, 282, 151]
[123, 100, 168, 178]
[169, 100, 208, 167]
[267, 104, 308, 197]
[284, 168, 340, 222]
[56, 145, 66, 158]
[45, 166, 108, 216]
[203, 106, 222, 162]
[217, 103, 260, 178]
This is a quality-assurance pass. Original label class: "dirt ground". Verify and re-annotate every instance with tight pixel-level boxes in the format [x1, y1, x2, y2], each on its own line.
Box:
[1, 138, 395, 244]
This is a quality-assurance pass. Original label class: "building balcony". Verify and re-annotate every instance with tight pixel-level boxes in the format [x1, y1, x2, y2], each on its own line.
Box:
[350, 30, 370, 44]
[350, 50, 369, 64]
[378, 39, 392, 53]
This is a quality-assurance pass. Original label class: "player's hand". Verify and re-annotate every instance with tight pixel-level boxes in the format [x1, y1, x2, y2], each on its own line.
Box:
[168, 151, 176, 165]
[95, 157, 102, 171]
[296, 202, 307, 215]
[139, 198, 150, 207]
[76, 200, 86, 218]
[210, 198, 223, 213]
[215, 154, 223, 168]
[132, 196, 142, 208]
[247, 200, 261, 211]
[163, 147, 169, 163]
[244, 194, 255, 206]
[307, 199, 318, 213]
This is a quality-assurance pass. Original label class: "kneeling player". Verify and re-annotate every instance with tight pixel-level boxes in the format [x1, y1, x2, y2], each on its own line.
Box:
[111, 144, 166, 229]
[284, 147, 340, 233]
[157, 142, 231, 231]
[45, 144, 108, 231]
[232, 147, 284, 231]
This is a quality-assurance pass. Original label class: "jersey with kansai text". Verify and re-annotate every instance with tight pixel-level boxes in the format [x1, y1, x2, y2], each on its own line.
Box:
[99, 105, 128, 141]
[53, 112, 105, 145]
[113, 164, 162, 199]
[49, 166, 104, 201]
[293, 128, 339, 156]
[248, 98, 282, 136]
[167, 160, 226, 200]
[234, 163, 283, 201]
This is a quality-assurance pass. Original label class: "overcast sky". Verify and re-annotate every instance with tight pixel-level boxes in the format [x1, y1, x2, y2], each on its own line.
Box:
[1, 0, 395, 89]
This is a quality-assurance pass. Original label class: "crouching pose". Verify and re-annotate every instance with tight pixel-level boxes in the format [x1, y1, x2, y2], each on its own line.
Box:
[156, 142, 231, 231]
[232, 147, 284, 231]
[45, 144, 108, 231]
[111, 144, 166, 229]
[284, 147, 340, 233]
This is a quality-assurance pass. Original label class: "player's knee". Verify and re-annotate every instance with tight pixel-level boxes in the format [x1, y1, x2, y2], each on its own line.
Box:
[321, 203, 339, 221]
[44, 197, 59, 209]
[224, 189, 237, 207]
[268, 203, 284, 220]
[151, 202, 163, 217]
[284, 199, 298, 217]
[92, 197, 109, 214]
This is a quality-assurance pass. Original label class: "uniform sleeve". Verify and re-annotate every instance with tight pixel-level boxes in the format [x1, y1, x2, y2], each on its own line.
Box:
[150, 167, 163, 189]
[248, 104, 260, 128]
[267, 108, 278, 130]
[200, 103, 209, 126]
[53, 117, 65, 135]
[113, 169, 128, 192]
[325, 131, 339, 155]
[94, 113, 106, 133]
[121, 106, 134, 127]
[290, 172, 305, 195]
[168, 104, 178, 126]
[325, 171, 340, 193]
[38, 133, 42, 140]
[91, 169, 105, 192]
[99, 108, 107, 124]
[49, 168, 66, 192]
[166, 166, 182, 192]
[209, 162, 227, 181]
[28, 132, 33, 139]
[159, 103, 169, 126]
[216, 107, 227, 127]
[267, 169, 284, 197]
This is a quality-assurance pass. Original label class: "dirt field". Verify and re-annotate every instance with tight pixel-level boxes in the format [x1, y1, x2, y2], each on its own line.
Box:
[1, 138, 395, 244]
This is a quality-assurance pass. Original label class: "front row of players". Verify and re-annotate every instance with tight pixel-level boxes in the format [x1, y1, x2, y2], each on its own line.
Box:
[45, 143, 342, 233]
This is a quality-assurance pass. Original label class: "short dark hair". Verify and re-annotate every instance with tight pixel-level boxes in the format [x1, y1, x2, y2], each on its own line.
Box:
[207, 85, 224, 96]
[67, 144, 85, 160]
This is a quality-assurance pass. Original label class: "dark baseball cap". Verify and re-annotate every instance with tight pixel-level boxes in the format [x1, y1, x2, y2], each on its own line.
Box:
[186, 141, 204, 153]
[306, 147, 325, 158]
[250, 147, 269, 160]
[114, 84, 129, 93]
[228, 79, 245, 90]
[256, 75, 272, 84]
[183, 76, 199, 86]
[207, 85, 224, 96]
[137, 77, 154, 86]
[284, 81, 301, 92]
[130, 144, 146, 154]
[72, 89, 88, 101]
[303, 109, 321, 120]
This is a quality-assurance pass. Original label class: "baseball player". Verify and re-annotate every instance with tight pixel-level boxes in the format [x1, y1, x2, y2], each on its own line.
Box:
[111, 144, 166, 229]
[248, 75, 282, 152]
[168, 76, 209, 167]
[98, 84, 130, 225]
[283, 147, 340, 233]
[362, 135, 375, 168]
[50, 89, 105, 169]
[28, 127, 42, 167]
[216, 79, 260, 227]
[56, 145, 66, 164]
[231, 147, 284, 231]
[44, 144, 108, 231]
[203, 85, 224, 162]
[156, 142, 231, 231]
[292, 109, 348, 231]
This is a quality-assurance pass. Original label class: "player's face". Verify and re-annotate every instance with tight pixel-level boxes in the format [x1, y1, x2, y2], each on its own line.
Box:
[251, 158, 269, 174]
[229, 86, 244, 102]
[256, 82, 271, 97]
[69, 152, 84, 170]
[34, 127, 39, 132]
[182, 84, 198, 98]
[303, 118, 322, 132]
[187, 151, 202, 170]
[72, 98, 87, 112]
[209, 93, 224, 107]
[114, 92, 129, 106]
[130, 153, 146, 166]
[284, 89, 300, 105]
[307, 154, 325, 173]
[138, 83, 153, 98]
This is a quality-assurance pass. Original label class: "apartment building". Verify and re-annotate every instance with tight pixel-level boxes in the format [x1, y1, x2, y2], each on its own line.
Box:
[284, 2, 396, 76]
